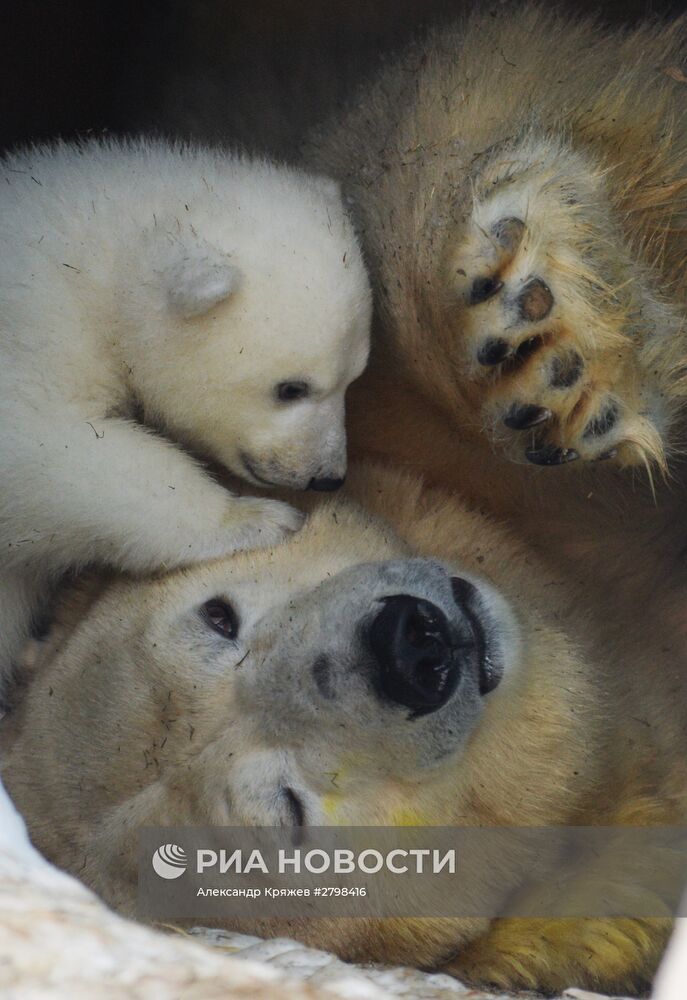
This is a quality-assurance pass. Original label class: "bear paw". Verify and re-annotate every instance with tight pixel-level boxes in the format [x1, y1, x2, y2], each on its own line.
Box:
[221, 496, 306, 554]
[444, 916, 665, 995]
[451, 140, 687, 470]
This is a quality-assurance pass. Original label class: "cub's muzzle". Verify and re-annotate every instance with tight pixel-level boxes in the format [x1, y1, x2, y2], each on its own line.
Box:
[307, 476, 346, 492]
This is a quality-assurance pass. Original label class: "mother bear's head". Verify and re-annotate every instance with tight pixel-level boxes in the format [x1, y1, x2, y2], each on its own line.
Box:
[0, 464, 598, 972]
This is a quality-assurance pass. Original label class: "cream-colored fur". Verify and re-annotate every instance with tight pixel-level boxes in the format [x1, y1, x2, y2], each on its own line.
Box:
[2, 461, 686, 995]
[3, 6, 687, 997]
[302, 12, 687, 987]
[308, 5, 687, 472]
[302, 2, 687, 714]
[0, 137, 371, 689]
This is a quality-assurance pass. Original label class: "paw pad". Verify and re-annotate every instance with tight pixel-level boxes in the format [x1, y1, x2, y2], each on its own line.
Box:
[518, 278, 553, 322]
[492, 216, 525, 253]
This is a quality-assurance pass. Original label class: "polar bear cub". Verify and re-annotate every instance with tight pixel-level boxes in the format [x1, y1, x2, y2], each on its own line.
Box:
[0, 137, 371, 687]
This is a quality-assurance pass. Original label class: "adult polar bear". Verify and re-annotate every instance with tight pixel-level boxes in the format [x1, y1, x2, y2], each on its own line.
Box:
[0, 138, 371, 693]
[2, 461, 686, 996]
[3, 5, 687, 996]
[306, 6, 687, 508]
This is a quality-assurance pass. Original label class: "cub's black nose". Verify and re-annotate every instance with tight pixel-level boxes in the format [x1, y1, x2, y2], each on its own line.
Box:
[307, 476, 345, 492]
[367, 595, 461, 716]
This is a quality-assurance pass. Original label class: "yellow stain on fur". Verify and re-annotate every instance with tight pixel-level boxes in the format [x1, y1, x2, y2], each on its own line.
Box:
[389, 806, 433, 826]
[322, 792, 343, 820]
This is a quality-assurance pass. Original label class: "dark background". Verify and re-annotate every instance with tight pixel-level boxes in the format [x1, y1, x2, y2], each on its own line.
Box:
[0, 0, 683, 154]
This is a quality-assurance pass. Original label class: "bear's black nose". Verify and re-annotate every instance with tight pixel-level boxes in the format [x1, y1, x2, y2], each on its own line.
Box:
[367, 595, 462, 716]
[307, 476, 345, 492]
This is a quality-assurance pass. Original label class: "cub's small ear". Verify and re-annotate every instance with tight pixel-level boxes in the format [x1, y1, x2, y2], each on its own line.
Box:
[309, 174, 342, 201]
[167, 246, 242, 319]
[314, 175, 341, 201]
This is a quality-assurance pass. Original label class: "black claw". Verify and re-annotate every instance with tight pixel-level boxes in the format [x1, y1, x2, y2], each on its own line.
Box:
[526, 444, 579, 466]
[470, 275, 504, 305]
[477, 337, 511, 366]
[518, 277, 554, 322]
[594, 448, 618, 462]
[504, 404, 552, 430]
[583, 404, 618, 439]
[499, 336, 542, 375]
[550, 351, 583, 389]
[515, 335, 543, 361]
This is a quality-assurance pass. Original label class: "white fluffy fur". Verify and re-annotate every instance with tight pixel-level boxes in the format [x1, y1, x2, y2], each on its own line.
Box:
[654, 918, 687, 1000]
[0, 137, 371, 687]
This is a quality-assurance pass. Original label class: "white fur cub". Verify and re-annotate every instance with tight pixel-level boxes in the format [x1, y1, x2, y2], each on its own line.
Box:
[0, 137, 371, 686]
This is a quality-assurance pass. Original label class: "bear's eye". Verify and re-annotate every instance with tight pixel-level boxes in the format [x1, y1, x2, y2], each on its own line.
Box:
[276, 380, 310, 403]
[201, 598, 239, 640]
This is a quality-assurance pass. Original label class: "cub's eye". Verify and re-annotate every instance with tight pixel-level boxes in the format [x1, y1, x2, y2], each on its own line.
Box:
[276, 380, 310, 403]
[201, 598, 239, 640]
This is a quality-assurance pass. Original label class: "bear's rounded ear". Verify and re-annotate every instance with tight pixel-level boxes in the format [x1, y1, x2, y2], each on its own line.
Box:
[167, 247, 242, 319]
[314, 175, 341, 201]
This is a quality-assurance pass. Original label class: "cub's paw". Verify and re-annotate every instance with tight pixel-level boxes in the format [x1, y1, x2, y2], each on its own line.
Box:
[451, 140, 687, 470]
[128, 497, 305, 572]
[220, 496, 306, 554]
